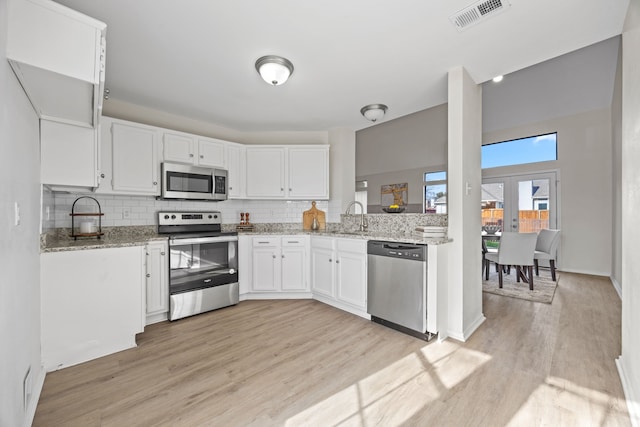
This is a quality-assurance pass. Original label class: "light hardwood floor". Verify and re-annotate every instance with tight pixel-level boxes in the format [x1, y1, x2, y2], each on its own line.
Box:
[33, 272, 630, 426]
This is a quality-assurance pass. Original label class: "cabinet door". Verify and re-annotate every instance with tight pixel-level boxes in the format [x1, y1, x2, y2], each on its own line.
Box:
[197, 138, 226, 168]
[163, 133, 195, 164]
[40, 120, 97, 188]
[310, 246, 335, 298]
[246, 147, 286, 198]
[336, 247, 367, 310]
[226, 144, 246, 199]
[252, 238, 280, 291]
[112, 123, 159, 195]
[145, 241, 168, 322]
[281, 237, 307, 291]
[288, 147, 329, 199]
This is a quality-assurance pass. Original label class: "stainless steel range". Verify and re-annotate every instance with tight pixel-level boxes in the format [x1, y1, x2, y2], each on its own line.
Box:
[158, 211, 239, 321]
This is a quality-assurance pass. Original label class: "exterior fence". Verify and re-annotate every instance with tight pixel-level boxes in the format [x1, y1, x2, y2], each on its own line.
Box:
[481, 209, 549, 233]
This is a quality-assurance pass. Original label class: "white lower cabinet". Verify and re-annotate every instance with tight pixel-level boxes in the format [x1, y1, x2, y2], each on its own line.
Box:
[145, 240, 168, 325]
[310, 236, 368, 318]
[40, 246, 145, 371]
[248, 235, 310, 298]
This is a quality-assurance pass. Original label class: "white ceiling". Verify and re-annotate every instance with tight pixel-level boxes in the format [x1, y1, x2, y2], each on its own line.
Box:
[54, 0, 629, 132]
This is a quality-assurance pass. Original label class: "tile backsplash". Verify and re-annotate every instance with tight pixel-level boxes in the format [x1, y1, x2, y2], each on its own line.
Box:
[46, 192, 339, 229]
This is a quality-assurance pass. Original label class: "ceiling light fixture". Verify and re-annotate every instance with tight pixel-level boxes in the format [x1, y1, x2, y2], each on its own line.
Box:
[255, 55, 294, 86]
[360, 104, 388, 122]
[492, 75, 504, 83]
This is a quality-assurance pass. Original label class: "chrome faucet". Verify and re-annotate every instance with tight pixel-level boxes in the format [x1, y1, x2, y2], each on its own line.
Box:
[345, 201, 368, 231]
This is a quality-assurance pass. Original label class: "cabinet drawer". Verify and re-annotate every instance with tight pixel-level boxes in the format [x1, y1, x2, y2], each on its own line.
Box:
[336, 238, 367, 253]
[311, 236, 335, 250]
[253, 237, 279, 247]
[282, 236, 306, 247]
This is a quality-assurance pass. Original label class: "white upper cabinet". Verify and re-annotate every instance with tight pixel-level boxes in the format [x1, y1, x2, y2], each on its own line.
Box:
[246, 145, 329, 200]
[197, 138, 226, 168]
[162, 132, 226, 168]
[40, 119, 98, 190]
[226, 143, 246, 199]
[6, 0, 106, 128]
[163, 133, 194, 164]
[246, 147, 286, 198]
[110, 121, 160, 195]
[288, 146, 329, 199]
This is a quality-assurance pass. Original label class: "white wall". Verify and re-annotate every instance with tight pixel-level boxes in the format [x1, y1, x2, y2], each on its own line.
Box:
[612, 38, 623, 293]
[483, 108, 614, 276]
[618, 1, 640, 424]
[0, 0, 45, 424]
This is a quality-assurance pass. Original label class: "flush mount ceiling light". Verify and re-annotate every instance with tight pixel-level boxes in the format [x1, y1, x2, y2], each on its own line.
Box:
[255, 55, 294, 86]
[360, 104, 388, 122]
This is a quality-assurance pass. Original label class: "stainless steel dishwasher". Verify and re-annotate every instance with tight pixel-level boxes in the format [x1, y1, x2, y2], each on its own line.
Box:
[367, 240, 434, 340]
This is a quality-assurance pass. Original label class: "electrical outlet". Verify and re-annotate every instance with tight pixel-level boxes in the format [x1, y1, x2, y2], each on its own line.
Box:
[122, 208, 131, 219]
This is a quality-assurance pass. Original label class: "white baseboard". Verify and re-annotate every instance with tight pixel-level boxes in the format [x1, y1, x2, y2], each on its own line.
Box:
[447, 313, 486, 342]
[610, 275, 622, 299]
[616, 356, 640, 427]
[558, 267, 611, 277]
[24, 365, 46, 427]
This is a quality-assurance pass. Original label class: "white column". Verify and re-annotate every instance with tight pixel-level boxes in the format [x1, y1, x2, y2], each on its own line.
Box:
[618, 2, 640, 425]
[445, 66, 485, 341]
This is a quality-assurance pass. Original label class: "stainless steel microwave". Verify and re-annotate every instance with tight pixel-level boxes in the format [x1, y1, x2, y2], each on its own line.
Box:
[161, 162, 227, 201]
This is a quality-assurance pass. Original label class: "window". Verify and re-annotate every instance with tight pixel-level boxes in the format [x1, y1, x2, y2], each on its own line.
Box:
[482, 132, 557, 169]
[424, 171, 447, 214]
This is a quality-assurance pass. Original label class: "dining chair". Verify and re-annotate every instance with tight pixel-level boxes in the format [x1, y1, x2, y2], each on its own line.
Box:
[534, 229, 561, 281]
[484, 232, 538, 290]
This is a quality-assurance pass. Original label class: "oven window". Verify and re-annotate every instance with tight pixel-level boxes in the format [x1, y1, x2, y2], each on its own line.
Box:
[170, 242, 229, 272]
[167, 171, 212, 194]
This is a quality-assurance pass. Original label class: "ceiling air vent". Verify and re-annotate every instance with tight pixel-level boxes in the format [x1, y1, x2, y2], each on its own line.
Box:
[450, 0, 510, 31]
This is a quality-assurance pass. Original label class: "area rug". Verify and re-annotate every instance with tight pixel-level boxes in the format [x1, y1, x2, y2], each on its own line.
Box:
[482, 268, 559, 304]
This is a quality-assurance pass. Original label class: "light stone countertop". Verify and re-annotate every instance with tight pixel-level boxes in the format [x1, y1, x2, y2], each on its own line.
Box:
[41, 220, 451, 252]
[239, 229, 451, 245]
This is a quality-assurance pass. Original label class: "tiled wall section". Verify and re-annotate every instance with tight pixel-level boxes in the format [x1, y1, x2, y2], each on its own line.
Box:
[42, 187, 56, 232]
[48, 193, 340, 229]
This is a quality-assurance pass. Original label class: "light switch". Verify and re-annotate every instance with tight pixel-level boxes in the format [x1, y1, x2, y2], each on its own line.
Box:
[14, 202, 20, 226]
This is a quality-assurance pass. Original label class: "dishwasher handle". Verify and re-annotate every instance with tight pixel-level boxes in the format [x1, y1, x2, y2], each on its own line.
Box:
[383, 243, 419, 250]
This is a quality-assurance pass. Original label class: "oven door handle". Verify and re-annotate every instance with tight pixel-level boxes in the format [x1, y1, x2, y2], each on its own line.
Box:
[169, 235, 238, 246]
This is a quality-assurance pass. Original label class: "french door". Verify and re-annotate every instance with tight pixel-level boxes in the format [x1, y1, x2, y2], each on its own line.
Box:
[481, 172, 557, 233]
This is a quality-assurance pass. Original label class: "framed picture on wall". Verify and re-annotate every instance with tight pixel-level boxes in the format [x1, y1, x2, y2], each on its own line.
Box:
[381, 183, 408, 207]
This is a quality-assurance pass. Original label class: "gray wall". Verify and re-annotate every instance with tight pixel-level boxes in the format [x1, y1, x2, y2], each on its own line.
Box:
[0, 1, 44, 424]
[356, 103, 447, 211]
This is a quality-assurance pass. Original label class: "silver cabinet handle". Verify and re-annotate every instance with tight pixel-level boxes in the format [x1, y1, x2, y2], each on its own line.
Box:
[289, 188, 292, 191]
[189, 153, 194, 157]
[336, 260, 340, 264]
[272, 254, 276, 259]
[100, 173, 105, 178]
[200, 155, 203, 158]
[153, 181, 158, 185]
[329, 258, 332, 262]
[146, 273, 150, 278]
[160, 252, 165, 256]
[281, 188, 284, 191]
[281, 254, 285, 258]
[229, 186, 233, 190]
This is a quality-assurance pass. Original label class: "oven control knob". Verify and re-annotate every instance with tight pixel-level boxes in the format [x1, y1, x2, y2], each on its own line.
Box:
[208, 215, 213, 219]
[164, 215, 170, 219]
[171, 215, 176, 219]
[214, 214, 218, 219]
